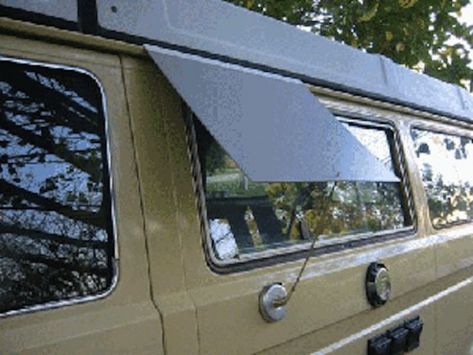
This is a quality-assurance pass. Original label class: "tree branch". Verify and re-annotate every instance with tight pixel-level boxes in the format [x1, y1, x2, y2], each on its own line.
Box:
[0, 244, 110, 278]
[0, 179, 105, 228]
[1, 115, 100, 182]
[0, 223, 108, 249]
[2, 69, 100, 135]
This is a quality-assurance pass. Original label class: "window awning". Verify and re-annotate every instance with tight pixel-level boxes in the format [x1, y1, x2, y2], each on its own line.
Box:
[146, 45, 399, 183]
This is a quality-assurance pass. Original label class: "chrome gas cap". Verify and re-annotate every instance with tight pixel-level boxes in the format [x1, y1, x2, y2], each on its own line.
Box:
[259, 283, 288, 322]
[366, 262, 391, 307]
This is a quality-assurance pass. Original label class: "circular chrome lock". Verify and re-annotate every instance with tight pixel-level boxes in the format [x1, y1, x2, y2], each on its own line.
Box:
[366, 262, 391, 307]
[259, 283, 288, 322]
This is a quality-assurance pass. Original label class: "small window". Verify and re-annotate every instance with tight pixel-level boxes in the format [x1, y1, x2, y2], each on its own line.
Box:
[0, 58, 115, 315]
[411, 128, 473, 228]
[193, 117, 411, 263]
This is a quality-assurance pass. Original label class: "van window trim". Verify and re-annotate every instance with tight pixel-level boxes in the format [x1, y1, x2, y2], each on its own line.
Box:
[0, 55, 119, 318]
[410, 123, 473, 231]
[185, 105, 416, 272]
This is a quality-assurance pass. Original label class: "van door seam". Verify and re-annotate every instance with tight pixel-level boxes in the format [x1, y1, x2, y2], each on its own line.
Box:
[158, 86, 202, 355]
[119, 55, 167, 354]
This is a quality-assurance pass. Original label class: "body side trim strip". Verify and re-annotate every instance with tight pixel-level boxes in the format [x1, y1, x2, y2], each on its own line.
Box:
[314, 277, 472, 354]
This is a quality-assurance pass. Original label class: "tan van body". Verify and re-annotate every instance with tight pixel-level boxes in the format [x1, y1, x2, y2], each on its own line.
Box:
[1, 8, 473, 355]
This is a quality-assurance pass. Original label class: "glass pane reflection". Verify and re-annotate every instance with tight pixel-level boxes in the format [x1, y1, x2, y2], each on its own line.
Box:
[412, 128, 473, 227]
[0, 59, 114, 314]
[196, 119, 409, 261]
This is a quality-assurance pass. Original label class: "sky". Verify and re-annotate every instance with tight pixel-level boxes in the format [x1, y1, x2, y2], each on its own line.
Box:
[460, 3, 473, 71]
[462, 2, 473, 25]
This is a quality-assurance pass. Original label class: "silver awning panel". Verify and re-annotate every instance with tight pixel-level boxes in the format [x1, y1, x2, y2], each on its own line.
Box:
[97, 0, 473, 122]
[0, 0, 78, 23]
[146, 45, 399, 183]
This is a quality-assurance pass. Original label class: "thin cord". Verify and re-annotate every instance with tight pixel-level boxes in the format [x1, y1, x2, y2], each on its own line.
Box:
[276, 182, 338, 306]
[278, 231, 319, 305]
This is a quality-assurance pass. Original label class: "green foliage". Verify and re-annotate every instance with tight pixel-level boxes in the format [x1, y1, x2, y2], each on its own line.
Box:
[225, 0, 473, 89]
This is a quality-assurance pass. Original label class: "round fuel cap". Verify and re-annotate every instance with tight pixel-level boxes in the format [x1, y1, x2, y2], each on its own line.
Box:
[366, 262, 391, 307]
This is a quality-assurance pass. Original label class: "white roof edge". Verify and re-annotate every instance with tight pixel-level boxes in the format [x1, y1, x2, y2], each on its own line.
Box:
[0, 0, 78, 23]
[96, 0, 473, 122]
[2, 0, 471, 121]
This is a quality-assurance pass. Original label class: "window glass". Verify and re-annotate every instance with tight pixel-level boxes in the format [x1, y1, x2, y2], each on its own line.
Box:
[195, 118, 409, 262]
[411, 128, 473, 228]
[0, 58, 114, 314]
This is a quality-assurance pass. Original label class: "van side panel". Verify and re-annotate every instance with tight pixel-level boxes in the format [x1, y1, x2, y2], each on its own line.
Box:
[121, 56, 200, 355]
[0, 32, 164, 354]
[153, 87, 438, 354]
[4, 16, 473, 355]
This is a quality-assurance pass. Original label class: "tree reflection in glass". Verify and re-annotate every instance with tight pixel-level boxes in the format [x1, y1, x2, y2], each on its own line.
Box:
[195, 119, 410, 260]
[0, 59, 114, 314]
[411, 128, 473, 227]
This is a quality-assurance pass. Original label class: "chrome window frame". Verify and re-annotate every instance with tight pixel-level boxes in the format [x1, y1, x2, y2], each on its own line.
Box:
[186, 92, 416, 271]
[0, 55, 119, 318]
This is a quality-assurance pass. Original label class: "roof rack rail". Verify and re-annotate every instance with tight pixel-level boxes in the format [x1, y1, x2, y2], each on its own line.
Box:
[2, 0, 472, 122]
